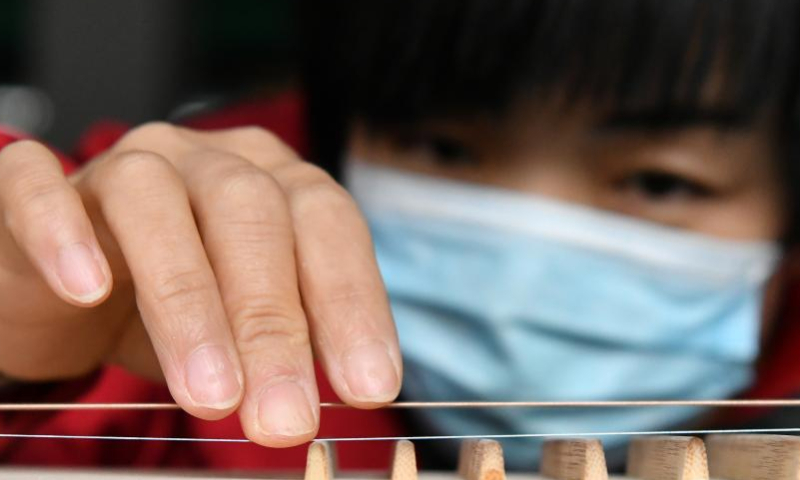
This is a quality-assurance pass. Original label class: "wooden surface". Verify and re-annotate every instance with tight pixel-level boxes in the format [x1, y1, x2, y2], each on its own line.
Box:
[458, 440, 505, 480]
[2, 434, 800, 480]
[305, 442, 335, 480]
[706, 434, 800, 480]
[540, 438, 608, 480]
[390, 440, 417, 480]
[626, 436, 708, 480]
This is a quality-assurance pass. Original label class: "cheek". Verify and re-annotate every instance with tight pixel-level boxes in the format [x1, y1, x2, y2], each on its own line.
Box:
[674, 152, 787, 240]
[683, 193, 785, 241]
[705, 148, 788, 241]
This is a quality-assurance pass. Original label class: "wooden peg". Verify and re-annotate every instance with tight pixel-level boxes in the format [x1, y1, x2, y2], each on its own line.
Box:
[705, 434, 800, 480]
[458, 439, 506, 480]
[390, 440, 418, 480]
[626, 436, 708, 480]
[540, 438, 608, 480]
[459, 440, 479, 478]
[305, 441, 335, 480]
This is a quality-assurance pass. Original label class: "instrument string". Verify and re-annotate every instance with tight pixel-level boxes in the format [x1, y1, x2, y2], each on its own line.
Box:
[3, 401, 799, 444]
[2, 427, 800, 443]
[3, 399, 800, 411]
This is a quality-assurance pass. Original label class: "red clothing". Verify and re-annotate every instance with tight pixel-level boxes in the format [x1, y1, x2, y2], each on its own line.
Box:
[1, 91, 800, 470]
[0, 92, 403, 471]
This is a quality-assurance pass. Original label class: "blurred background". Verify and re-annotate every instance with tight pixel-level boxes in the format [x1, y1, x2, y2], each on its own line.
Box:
[0, 0, 297, 149]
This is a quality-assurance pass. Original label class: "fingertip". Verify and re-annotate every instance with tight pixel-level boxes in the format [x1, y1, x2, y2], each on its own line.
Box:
[172, 385, 242, 423]
[241, 381, 320, 448]
[246, 429, 318, 449]
[180, 403, 240, 422]
[181, 345, 245, 416]
[53, 241, 113, 307]
[164, 345, 244, 422]
[246, 423, 319, 448]
[257, 381, 319, 437]
[340, 341, 402, 406]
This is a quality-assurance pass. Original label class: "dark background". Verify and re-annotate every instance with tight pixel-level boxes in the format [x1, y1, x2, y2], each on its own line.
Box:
[0, 0, 297, 149]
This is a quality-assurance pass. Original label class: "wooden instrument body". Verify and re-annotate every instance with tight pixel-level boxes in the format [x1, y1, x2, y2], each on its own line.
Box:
[2, 434, 799, 480]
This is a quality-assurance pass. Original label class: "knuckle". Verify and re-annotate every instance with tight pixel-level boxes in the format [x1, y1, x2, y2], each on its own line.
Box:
[96, 150, 177, 190]
[0, 141, 60, 187]
[272, 162, 353, 215]
[230, 125, 283, 149]
[322, 284, 382, 308]
[120, 121, 178, 144]
[9, 170, 64, 210]
[308, 285, 383, 328]
[216, 166, 283, 205]
[0, 139, 52, 166]
[232, 302, 310, 353]
[224, 126, 299, 167]
[210, 167, 294, 231]
[290, 175, 356, 218]
[10, 188, 67, 233]
[4, 177, 73, 236]
[112, 150, 172, 175]
[273, 161, 333, 190]
[148, 266, 217, 307]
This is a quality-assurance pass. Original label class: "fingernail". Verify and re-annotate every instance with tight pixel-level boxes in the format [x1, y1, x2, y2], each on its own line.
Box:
[56, 242, 108, 302]
[342, 342, 399, 402]
[257, 382, 317, 437]
[184, 345, 242, 409]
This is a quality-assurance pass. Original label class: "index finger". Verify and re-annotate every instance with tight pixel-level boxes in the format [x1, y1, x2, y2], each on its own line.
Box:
[87, 151, 245, 419]
[163, 126, 402, 406]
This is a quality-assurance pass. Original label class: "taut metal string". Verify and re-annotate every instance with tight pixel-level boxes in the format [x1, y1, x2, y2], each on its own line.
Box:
[2, 427, 800, 443]
[3, 401, 800, 444]
[2, 399, 800, 411]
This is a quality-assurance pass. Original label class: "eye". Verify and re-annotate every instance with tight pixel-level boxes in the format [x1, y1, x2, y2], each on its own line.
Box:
[617, 170, 711, 201]
[428, 136, 473, 165]
[392, 131, 476, 167]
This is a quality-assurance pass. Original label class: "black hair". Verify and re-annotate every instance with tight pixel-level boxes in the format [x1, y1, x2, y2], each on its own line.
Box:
[300, 0, 800, 241]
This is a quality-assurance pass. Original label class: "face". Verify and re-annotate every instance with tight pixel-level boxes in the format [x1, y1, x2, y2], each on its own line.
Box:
[348, 95, 792, 343]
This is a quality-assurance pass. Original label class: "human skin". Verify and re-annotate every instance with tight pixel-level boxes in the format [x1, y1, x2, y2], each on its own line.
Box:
[0, 92, 791, 450]
[0, 123, 402, 448]
[349, 97, 794, 341]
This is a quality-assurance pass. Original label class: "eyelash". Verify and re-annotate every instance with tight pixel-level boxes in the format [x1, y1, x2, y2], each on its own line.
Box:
[391, 131, 714, 201]
[616, 170, 712, 201]
[394, 132, 476, 166]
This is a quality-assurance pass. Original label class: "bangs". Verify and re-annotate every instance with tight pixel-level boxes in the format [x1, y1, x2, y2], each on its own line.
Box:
[303, 0, 800, 128]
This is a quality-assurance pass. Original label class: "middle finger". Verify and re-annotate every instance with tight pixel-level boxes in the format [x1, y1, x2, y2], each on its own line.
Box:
[176, 151, 319, 447]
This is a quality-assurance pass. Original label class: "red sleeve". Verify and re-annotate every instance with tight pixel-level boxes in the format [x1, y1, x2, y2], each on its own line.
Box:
[2, 366, 404, 470]
[0, 98, 406, 470]
[0, 126, 78, 175]
[718, 280, 800, 426]
[74, 91, 309, 163]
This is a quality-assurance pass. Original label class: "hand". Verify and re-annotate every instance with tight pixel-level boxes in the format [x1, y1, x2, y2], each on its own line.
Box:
[0, 123, 402, 446]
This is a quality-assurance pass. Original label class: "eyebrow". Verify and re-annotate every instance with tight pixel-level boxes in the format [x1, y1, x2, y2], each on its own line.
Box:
[598, 107, 751, 132]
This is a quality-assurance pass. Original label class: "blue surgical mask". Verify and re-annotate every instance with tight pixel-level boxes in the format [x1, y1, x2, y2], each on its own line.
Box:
[344, 161, 781, 470]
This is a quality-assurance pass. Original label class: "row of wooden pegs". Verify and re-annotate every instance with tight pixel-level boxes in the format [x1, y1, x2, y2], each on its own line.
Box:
[307, 434, 800, 480]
